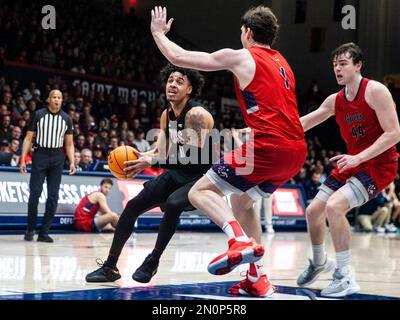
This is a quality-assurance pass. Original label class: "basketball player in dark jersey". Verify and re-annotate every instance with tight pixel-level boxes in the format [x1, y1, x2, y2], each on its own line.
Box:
[86, 64, 215, 283]
[297, 43, 400, 297]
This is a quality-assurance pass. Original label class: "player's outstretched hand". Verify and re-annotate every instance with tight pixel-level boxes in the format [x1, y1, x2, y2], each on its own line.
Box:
[330, 154, 362, 173]
[151, 6, 174, 35]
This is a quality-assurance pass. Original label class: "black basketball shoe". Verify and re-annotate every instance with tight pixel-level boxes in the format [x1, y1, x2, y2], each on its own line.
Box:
[85, 259, 121, 282]
[24, 231, 35, 241]
[37, 233, 54, 243]
[132, 254, 159, 283]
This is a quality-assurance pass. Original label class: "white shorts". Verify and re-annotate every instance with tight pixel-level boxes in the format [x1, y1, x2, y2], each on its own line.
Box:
[206, 169, 270, 202]
[316, 177, 369, 209]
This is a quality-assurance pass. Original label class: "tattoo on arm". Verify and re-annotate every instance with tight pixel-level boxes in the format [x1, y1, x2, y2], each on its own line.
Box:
[185, 109, 207, 146]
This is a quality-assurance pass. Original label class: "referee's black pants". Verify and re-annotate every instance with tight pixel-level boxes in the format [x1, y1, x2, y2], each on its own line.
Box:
[27, 148, 65, 234]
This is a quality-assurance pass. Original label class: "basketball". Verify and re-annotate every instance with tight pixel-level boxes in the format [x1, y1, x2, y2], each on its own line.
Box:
[107, 145, 138, 179]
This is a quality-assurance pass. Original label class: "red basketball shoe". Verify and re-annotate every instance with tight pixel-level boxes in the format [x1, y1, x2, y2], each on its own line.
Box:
[207, 238, 264, 275]
[228, 273, 275, 298]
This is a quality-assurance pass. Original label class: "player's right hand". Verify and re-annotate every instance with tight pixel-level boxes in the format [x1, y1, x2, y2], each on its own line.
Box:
[19, 161, 27, 174]
[151, 6, 174, 35]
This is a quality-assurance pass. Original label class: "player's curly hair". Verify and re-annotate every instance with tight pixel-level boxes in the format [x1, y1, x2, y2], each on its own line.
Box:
[160, 64, 205, 98]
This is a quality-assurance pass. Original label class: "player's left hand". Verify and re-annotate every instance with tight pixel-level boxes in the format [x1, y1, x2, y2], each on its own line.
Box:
[330, 154, 362, 173]
[124, 156, 152, 178]
[69, 163, 76, 175]
[151, 6, 174, 35]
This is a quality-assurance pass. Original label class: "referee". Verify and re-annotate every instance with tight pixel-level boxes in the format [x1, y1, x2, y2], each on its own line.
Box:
[20, 90, 76, 243]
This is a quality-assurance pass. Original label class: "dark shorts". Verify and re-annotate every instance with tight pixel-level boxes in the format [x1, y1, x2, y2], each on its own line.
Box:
[143, 170, 203, 211]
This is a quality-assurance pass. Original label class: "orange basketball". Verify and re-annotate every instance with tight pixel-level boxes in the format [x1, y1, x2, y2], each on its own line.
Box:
[107, 145, 138, 180]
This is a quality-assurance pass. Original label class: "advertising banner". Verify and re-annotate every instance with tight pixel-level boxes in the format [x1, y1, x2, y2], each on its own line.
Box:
[0, 171, 305, 229]
[272, 188, 306, 217]
[0, 171, 158, 228]
[0, 170, 306, 230]
[4, 61, 161, 105]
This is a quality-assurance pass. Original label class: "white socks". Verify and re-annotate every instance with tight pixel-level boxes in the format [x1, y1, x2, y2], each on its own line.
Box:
[222, 221, 249, 242]
[312, 245, 351, 273]
[312, 244, 327, 266]
[336, 250, 351, 271]
[248, 262, 266, 282]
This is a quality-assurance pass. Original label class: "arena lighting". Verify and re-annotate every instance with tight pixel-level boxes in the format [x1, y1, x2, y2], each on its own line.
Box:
[123, 0, 137, 14]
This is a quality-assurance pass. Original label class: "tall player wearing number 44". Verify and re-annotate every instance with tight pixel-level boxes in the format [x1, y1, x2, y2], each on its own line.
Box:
[151, 6, 307, 297]
[297, 43, 400, 297]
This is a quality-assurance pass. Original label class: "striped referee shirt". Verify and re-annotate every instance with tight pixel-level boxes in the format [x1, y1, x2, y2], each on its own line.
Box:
[27, 108, 73, 148]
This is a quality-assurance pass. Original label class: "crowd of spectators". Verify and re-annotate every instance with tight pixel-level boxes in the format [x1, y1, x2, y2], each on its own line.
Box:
[356, 183, 399, 233]
[0, 0, 243, 175]
[1, 1, 162, 85]
[0, 0, 235, 98]
[0, 76, 163, 173]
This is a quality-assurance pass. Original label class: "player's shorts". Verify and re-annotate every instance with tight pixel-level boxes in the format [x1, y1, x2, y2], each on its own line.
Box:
[73, 211, 99, 233]
[206, 137, 307, 201]
[317, 159, 398, 206]
[143, 169, 204, 211]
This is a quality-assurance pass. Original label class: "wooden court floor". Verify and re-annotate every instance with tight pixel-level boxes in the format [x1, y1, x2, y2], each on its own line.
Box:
[0, 231, 399, 300]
